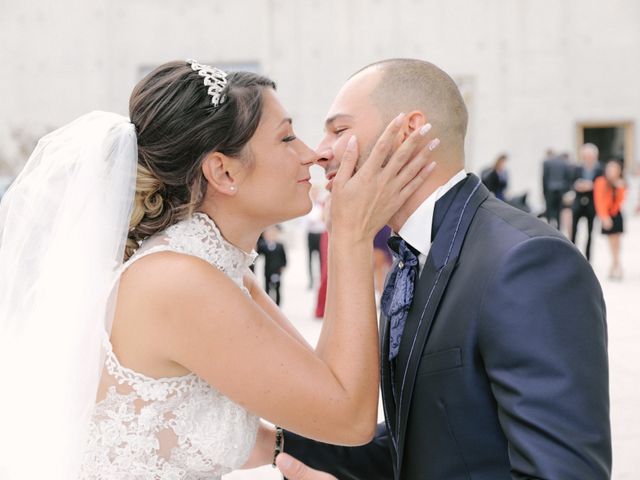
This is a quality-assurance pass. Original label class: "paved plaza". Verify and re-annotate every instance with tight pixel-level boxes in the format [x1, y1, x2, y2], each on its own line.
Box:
[227, 210, 639, 480]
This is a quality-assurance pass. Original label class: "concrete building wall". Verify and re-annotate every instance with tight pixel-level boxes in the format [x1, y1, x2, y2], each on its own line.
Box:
[1, 0, 639, 207]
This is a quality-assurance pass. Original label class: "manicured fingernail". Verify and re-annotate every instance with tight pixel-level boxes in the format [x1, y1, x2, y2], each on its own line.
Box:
[346, 135, 357, 151]
[427, 161, 437, 171]
[420, 123, 432, 135]
[394, 112, 406, 125]
[428, 138, 440, 151]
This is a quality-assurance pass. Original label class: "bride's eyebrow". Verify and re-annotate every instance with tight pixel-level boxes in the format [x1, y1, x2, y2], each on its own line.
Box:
[277, 118, 293, 128]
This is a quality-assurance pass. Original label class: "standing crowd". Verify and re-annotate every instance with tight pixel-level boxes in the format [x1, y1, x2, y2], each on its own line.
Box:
[542, 143, 628, 279]
[481, 143, 633, 280]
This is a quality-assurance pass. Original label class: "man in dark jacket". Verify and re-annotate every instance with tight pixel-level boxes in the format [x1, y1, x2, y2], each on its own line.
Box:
[277, 59, 610, 480]
[571, 143, 603, 261]
[542, 152, 571, 229]
[257, 225, 287, 305]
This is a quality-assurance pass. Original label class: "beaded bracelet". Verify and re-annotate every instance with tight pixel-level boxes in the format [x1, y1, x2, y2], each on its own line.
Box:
[272, 426, 284, 468]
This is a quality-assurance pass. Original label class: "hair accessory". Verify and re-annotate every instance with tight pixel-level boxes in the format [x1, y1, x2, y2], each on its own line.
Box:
[187, 59, 228, 108]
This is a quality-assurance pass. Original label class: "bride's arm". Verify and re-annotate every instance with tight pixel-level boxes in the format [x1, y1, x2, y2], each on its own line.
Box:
[241, 421, 277, 469]
[145, 117, 435, 446]
[243, 269, 313, 351]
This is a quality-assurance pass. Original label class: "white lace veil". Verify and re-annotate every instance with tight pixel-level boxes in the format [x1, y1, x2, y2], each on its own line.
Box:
[0, 111, 137, 479]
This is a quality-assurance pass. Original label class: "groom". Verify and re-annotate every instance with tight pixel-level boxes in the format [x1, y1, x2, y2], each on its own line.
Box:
[278, 59, 611, 479]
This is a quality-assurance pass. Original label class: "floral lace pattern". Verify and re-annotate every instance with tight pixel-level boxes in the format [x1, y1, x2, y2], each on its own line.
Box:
[80, 213, 259, 479]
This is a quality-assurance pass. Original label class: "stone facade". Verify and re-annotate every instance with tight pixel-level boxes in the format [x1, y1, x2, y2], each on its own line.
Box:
[1, 0, 639, 208]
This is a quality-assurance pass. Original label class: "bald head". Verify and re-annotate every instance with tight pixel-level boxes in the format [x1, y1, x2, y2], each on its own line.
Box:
[355, 59, 468, 149]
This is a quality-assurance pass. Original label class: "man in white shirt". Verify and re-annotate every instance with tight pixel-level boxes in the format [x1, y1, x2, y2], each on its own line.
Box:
[277, 59, 610, 480]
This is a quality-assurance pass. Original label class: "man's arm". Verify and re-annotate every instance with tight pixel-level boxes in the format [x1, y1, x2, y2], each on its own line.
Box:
[283, 423, 394, 480]
[478, 236, 611, 479]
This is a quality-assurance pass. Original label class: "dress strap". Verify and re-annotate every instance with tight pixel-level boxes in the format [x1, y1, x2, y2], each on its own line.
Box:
[119, 244, 175, 275]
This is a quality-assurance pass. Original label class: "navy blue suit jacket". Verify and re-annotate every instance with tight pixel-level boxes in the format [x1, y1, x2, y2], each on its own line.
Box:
[285, 175, 611, 479]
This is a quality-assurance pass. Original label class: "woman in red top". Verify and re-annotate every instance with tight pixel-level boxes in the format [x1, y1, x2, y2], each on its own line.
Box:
[594, 159, 626, 279]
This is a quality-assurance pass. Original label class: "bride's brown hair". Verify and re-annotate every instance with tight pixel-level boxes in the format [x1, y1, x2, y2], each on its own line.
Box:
[125, 61, 276, 261]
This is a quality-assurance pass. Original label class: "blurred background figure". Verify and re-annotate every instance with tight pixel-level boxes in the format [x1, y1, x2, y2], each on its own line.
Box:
[314, 196, 331, 319]
[594, 160, 627, 280]
[558, 152, 578, 236]
[481, 153, 508, 201]
[303, 187, 326, 289]
[481, 153, 532, 213]
[314, 229, 329, 319]
[571, 143, 603, 261]
[542, 150, 571, 230]
[257, 225, 288, 306]
[372, 225, 392, 299]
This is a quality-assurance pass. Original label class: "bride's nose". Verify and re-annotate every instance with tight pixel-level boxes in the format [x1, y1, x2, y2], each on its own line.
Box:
[299, 143, 319, 166]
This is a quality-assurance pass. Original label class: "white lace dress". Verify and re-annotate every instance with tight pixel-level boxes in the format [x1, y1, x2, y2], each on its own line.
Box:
[80, 213, 260, 479]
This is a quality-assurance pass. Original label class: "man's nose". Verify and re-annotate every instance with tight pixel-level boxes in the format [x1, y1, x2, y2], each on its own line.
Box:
[315, 145, 334, 168]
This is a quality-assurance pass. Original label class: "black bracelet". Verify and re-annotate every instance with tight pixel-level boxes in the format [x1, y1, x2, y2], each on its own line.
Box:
[272, 426, 284, 468]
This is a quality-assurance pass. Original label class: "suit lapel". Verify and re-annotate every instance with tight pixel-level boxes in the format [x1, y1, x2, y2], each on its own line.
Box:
[392, 175, 490, 474]
[379, 307, 399, 472]
[379, 252, 403, 466]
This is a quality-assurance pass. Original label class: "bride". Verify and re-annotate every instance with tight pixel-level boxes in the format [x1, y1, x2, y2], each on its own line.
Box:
[0, 60, 436, 479]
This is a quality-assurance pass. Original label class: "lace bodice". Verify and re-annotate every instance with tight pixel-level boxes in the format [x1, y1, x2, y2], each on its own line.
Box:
[81, 213, 260, 479]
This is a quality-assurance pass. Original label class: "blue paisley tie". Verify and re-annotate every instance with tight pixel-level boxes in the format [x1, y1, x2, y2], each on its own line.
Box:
[381, 237, 419, 361]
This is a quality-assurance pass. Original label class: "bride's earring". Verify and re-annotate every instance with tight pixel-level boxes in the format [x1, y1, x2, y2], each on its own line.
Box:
[230, 186, 237, 192]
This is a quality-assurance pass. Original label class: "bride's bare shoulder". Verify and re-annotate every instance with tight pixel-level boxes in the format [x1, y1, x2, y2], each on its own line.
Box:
[119, 250, 234, 301]
[111, 250, 247, 375]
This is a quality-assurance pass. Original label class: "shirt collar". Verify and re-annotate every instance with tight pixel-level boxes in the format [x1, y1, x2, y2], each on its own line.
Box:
[398, 169, 467, 257]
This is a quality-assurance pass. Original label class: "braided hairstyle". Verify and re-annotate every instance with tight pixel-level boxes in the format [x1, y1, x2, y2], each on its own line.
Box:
[125, 61, 276, 261]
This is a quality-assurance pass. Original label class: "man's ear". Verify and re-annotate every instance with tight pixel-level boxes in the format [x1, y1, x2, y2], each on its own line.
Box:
[405, 111, 428, 136]
[201, 151, 243, 196]
[394, 110, 429, 147]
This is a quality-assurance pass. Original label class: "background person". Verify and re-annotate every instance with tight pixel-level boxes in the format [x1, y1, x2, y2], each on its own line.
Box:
[542, 151, 571, 229]
[571, 143, 603, 261]
[594, 159, 626, 279]
[481, 153, 508, 201]
[257, 225, 288, 305]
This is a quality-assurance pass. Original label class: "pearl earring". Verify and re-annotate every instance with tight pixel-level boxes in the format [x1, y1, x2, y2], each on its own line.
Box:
[230, 186, 236, 192]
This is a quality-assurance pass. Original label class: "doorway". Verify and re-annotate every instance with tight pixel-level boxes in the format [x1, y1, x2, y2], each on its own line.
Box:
[576, 121, 634, 170]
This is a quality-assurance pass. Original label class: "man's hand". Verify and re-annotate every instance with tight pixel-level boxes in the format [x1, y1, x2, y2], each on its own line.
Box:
[574, 179, 593, 192]
[276, 453, 338, 480]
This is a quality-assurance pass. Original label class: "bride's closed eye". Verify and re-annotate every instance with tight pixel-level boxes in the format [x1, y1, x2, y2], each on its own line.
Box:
[282, 135, 297, 143]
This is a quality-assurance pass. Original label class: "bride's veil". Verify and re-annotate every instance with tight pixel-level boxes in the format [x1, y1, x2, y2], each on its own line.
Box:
[0, 111, 137, 478]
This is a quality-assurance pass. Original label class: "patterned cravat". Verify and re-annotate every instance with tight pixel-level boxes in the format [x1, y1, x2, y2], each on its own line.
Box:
[381, 237, 419, 361]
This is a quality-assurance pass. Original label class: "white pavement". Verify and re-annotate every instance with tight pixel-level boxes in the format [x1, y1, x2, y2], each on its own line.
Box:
[226, 212, 640, 480]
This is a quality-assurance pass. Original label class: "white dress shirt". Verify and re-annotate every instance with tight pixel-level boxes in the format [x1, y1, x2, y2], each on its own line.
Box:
[398, 169, 467, 273]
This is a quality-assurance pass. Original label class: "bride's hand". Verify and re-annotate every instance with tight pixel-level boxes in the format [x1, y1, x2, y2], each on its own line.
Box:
[329, 113, 438, 242]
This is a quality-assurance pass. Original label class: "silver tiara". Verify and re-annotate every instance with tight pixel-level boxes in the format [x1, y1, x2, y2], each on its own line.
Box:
[187, 59, 228, 108]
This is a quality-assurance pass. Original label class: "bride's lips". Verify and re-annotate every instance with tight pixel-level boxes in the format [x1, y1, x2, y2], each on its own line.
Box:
[297, 177, 311, 185]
